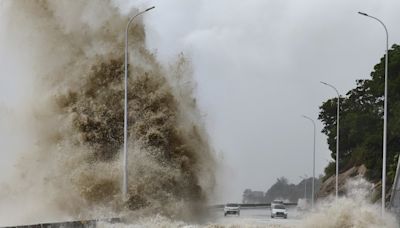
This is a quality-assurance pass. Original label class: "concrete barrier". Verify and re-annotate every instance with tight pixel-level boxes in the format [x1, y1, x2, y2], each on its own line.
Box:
[6, 218, 121, 228]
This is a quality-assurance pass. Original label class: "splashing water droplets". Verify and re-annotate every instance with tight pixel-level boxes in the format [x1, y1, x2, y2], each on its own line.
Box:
[0, 0, 215, 225]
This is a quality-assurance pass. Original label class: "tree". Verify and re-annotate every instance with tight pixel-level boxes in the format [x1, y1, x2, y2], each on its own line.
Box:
[242, 189, 265, 203]
[263, 177, 321, 203]
[319, 44, 400, 185]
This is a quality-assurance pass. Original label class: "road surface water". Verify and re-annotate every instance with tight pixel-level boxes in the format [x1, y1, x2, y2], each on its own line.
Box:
[95, 207, 302, 227]
[207, 207, 300, 227]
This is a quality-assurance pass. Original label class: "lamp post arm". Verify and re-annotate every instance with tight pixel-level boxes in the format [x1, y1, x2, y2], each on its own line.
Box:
[320, 81, 340, 97]
[359, 13, 389, 43]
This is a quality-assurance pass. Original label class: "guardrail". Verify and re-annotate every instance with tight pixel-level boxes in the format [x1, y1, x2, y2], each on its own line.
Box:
[209, 203, 297, 209]
[4, 218, 120, 228]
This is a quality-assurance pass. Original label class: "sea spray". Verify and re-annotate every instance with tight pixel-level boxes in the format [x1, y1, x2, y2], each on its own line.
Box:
[299, 178, 399, 228]
[97, 178, 398, 227]
[0, 0, 215, 225]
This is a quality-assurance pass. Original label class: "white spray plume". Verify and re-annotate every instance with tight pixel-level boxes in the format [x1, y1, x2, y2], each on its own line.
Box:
[0, 0, 215, 226]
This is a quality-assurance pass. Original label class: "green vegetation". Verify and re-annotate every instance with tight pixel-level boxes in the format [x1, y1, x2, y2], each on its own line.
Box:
[319, 44, 400, 187]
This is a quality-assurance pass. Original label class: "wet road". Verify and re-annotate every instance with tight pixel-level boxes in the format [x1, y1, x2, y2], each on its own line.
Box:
[208, 207, 303, 227]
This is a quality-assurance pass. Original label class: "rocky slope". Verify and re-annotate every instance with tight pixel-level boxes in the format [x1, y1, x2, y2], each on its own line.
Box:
[317, 165, 394, 204]
[318, 165, 367, 198]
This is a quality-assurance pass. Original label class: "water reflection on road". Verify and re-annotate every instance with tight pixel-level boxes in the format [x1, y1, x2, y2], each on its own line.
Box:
[208, 207, 302, 227]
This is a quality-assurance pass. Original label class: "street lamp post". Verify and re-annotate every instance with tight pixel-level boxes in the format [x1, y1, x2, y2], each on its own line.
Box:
[358, 11, 389, 215]
[299, 175, 308, 200]
[123, 6, 155, 201]
[301, 115, 316, 210]
[320, 81, 340, 201]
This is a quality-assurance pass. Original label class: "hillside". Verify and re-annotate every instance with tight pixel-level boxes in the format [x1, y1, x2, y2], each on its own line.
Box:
[318, 44, 400, 199]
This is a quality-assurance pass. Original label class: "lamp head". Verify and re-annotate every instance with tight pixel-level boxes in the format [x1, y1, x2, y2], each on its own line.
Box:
[358, 12, 368, 16]
[146, 6, 155, 12]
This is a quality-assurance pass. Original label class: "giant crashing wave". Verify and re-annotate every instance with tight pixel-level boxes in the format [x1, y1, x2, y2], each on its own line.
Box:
[0, 0, 215, 223]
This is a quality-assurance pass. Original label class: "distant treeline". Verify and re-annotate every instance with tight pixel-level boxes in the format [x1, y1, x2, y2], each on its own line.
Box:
[242, 177, 321, 203]
[319, 44, 400, 186]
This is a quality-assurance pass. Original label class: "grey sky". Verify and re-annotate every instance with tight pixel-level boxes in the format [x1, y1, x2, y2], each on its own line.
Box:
[1, 0, 400, 204]
[136, 0, 400, 203]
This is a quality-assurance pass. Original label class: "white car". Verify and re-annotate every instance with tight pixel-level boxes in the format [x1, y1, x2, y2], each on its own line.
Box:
[224, 203, 240, 216]
[271, 200, 284, 206]
[271, 204, 288, 219]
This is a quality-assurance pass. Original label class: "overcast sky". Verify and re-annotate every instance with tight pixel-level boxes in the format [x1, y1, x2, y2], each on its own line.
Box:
[132, 0, 400, 203]
[1, 0, 400, 204]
